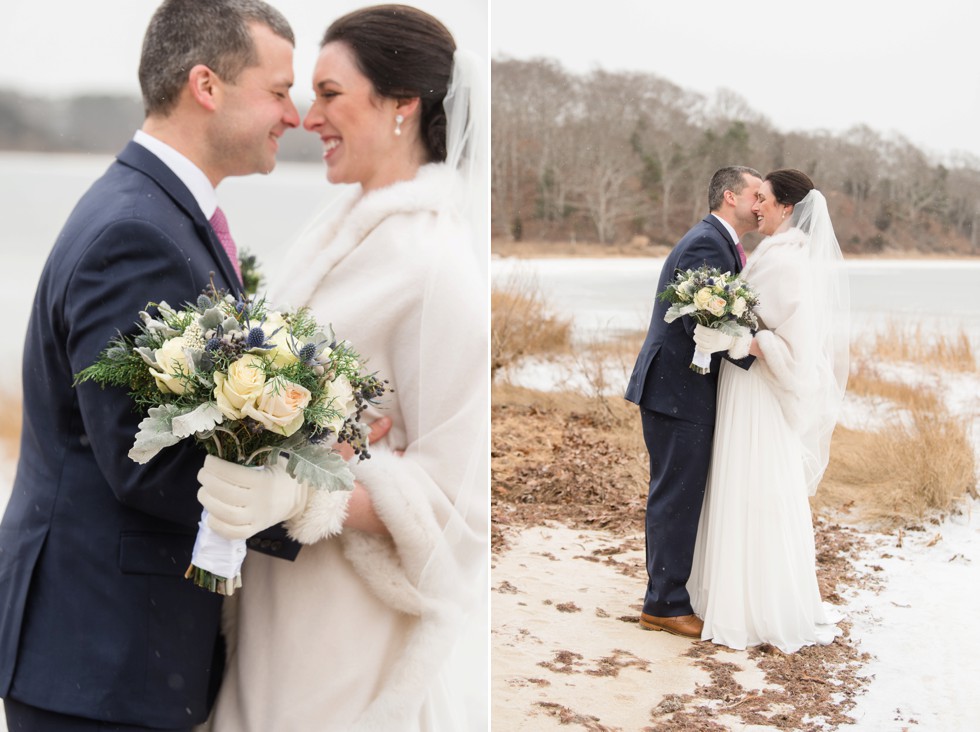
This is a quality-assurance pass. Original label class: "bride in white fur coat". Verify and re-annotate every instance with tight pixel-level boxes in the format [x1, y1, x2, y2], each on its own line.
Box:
[195, 6, 487, 731]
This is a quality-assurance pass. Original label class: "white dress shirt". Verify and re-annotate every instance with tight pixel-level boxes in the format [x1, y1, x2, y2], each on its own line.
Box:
[133, 129, 218, 219]
[710, 212, 739, 248]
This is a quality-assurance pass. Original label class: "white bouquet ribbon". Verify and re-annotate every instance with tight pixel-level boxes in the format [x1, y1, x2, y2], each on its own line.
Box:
[188, 508, 245, 595]
[690, 346, 712, 374]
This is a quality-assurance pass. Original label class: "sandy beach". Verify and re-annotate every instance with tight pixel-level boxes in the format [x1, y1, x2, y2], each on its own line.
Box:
[492, 508, 980, 731]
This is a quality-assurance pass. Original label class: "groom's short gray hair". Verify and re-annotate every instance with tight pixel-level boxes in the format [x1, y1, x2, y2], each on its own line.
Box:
[139, 0, 294, 117]
[708, 166, 761, 212]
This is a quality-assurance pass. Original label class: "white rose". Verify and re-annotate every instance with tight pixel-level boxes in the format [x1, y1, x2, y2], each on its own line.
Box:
[242, 377, 311, 437]
[321, 374, 356, 433]
[214, 354, 267, 419]
[731, 297, 747, 318]
[692, 287, 714, 311]
[151, 336, 194, 395]
[262, 312, 299, 368]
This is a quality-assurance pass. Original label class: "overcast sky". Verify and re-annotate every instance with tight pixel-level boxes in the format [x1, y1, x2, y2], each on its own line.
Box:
[492, 0, 980, 162]
[0, 0, 486, 101]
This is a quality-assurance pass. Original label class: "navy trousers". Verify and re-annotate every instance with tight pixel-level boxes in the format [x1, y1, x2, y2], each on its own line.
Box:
[640, 407, 714, 617]
[3, 698, 192, 732]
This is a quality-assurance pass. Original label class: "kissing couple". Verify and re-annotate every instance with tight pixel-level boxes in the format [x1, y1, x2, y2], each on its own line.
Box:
[626, 165, 850, 653]
[0, 1, 487, 731]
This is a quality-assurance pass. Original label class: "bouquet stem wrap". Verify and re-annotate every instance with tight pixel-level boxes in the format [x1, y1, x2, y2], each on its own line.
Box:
[186, 509, 246, 596]
[690, 346, 712, 375]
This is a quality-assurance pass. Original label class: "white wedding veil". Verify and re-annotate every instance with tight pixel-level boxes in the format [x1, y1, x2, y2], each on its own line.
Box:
[792, 190, 850, 494]
[442, 47, 489, 276]
[407, 46, 489, 727]
[415, 44, 489, 623]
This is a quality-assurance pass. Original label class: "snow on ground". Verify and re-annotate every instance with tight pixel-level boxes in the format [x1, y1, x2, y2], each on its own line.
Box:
[844, 503, 980, 729]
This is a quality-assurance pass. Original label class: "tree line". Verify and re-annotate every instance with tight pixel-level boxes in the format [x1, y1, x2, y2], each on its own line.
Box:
[0, 89, 320, 161]
[492, 58, 980, 255]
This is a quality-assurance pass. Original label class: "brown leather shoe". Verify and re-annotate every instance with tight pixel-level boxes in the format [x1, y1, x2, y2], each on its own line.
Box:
[639, 612, 703, 639]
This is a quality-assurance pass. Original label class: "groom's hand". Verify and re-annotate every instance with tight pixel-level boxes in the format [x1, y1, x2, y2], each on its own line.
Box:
[197, 455, 308, 540]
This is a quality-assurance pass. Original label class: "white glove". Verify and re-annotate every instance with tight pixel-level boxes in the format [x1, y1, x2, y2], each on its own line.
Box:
[693, 323, 752, 359]
[693, 323, 735, 353]
[197, 455, 309, 541]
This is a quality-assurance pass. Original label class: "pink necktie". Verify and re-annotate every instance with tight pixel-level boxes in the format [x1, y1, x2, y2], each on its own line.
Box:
[209, 207, 242, 284]
[735, 240, 747, 268]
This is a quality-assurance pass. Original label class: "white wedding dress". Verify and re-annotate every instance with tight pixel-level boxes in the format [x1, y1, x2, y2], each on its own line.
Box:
[688, 219, 847, 653]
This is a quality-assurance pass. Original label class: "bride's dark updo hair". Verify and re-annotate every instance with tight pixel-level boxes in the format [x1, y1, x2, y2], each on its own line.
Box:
[765, 169, 815, 206]
[322, 4, 456, 163]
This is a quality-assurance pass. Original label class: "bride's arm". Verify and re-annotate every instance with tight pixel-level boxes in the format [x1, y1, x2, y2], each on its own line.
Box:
[335, 417, 394, 536]
[344, 483, 389, 535]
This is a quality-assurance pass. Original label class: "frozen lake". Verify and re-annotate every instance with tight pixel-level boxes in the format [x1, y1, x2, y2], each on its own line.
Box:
[491, 255, 980, 348]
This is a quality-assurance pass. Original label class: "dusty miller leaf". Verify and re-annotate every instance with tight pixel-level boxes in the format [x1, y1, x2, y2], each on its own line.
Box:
[171, 402, 224, 439]
[128, 404, 182, 464]
[274, 445, 354, 492]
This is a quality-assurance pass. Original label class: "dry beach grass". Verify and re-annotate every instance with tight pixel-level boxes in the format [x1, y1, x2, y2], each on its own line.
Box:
[491, 277, 978, 730]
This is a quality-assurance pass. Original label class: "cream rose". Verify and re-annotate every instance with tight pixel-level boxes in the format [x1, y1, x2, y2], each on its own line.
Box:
[151, 336, 194, 395]
[321, 374, 356, 433]
[706, 295, 728, 317]
[214, 354, 267, 419]
[262, 312, 299, 368]
[242, 377, 311, 437]
[692, 287, 715, 311]
[731, 297, 747, 318]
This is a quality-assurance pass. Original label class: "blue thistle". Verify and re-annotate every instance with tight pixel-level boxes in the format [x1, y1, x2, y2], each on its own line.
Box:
[298, 342, 318, 363]
[246, 327, 267, 349]
[206, 336, 223, 351]
[197, 294, 212, 310]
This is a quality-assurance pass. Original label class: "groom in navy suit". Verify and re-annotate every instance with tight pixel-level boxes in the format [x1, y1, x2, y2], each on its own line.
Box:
[0, 2, 301, 729]
[625, 166, 761, 639]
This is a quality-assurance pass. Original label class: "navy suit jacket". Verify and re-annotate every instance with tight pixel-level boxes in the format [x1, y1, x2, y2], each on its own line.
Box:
[624, 215, 751, 425]
[0, 141, 297, 727]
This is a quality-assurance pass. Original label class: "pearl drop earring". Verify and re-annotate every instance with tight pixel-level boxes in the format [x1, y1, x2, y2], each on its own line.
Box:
[394, 114, 404, 136]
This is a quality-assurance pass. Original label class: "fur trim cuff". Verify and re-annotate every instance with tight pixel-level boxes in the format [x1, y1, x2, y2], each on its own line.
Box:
[286, 487, 351, 545]
[729, 331, 752, 360]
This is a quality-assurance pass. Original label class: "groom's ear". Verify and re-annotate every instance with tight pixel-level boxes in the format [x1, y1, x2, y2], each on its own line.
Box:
[187, 64, 220, 112]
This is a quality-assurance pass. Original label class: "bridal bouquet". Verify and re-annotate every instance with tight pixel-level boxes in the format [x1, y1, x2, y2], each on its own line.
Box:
[75, 286, 386, 595]
[658, 265, 760, 374]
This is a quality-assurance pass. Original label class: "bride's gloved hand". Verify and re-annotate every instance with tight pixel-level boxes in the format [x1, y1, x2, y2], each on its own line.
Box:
[197, 455, 308, 540]
[693, 324, 752, 359]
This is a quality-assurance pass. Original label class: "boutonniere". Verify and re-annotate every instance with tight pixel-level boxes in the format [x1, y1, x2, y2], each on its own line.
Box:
[239, 250, 262, 297]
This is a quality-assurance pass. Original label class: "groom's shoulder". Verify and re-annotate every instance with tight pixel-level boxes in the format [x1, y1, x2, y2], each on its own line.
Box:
[678, 216, 723, 243]
[73, 158, 184, 230]
[670, 218, 723, 254]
